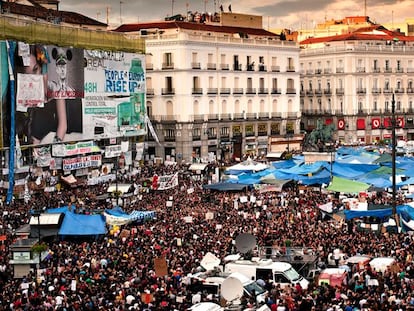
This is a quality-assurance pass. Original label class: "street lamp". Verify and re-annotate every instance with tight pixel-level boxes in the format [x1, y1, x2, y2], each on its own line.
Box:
[391, 93, 397, 222]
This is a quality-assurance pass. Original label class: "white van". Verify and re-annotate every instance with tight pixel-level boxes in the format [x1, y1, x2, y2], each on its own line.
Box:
[188, 271, 267, 304]
[369, 257, 397, 273]
[224, 258, 309, 289]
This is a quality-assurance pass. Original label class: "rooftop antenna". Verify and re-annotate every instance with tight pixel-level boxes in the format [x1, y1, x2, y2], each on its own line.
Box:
[106, 6, 110, 25]
[119, 1, 123, 25]
[171, 0, 175, 16]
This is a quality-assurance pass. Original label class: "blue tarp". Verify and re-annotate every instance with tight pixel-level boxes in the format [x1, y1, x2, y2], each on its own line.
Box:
[105, 207, 155, 222]
[47, 207, 107, 237]
[203, 182, 250, 191]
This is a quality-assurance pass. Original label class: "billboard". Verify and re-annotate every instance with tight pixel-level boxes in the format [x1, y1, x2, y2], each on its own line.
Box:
[0, 41, 147, 148]
[83, 50, 146, 139]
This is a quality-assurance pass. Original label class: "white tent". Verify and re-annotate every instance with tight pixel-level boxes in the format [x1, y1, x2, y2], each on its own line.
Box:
[226, 157, 268, 173]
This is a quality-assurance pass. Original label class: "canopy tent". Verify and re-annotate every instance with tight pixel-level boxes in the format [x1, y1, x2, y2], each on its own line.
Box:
[58, 211, 106, 237]
[326, 176, 370, 194]
[225, 158, 268, 175]
[203, 182, 250, 191]
[104, 207, 155, 226]
[260, 173, 291, 187]
[188, 163, 208, 172]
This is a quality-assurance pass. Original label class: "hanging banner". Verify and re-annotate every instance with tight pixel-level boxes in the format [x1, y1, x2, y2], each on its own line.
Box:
[51, 140, 99, 157]
[155, 173, 179, 191]
[105, 145, 122, 158]
[62, 154, 102, 170]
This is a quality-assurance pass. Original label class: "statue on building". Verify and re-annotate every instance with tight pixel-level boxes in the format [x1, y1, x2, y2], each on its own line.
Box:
[302, 120, 335, 152]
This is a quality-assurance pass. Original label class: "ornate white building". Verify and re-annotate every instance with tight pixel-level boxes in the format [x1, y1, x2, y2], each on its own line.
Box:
[299, 23, 414, 145]
[115, 12, 301, 163]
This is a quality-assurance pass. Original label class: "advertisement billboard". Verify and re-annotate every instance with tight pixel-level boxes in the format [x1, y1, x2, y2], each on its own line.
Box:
[83, 50, 147, 139]
[0, 41, 147, 148]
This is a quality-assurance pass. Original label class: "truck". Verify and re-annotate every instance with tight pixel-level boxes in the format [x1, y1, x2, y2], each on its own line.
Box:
[317, 268, 348, 288]
[223, 258, 309, 289]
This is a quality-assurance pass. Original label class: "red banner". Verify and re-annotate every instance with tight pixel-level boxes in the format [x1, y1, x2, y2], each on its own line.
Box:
[357, 119, 365, 130]
[397, 117, 405, 128]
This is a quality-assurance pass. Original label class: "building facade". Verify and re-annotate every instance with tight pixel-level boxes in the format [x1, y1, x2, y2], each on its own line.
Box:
[115, 12, 302, 163]
[299, 23, 414, 145]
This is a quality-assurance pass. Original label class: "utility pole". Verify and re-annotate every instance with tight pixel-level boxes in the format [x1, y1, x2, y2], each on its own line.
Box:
[392, 92, 397, 228]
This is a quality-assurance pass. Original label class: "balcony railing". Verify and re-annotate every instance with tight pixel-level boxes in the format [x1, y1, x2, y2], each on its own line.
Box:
[356, 67, 366, 73]
[246, 64, 255, 71]
[383, 68, 392, 73]
[146, 88, 154, 96]
[161, 88, 175, 95]
[372, 88, 381, 94]
[336, 68, 344, 73]
[162, 63, 174, 69]
[233, 88, 243, 95]
[258, 88, 268, 94]
[146, 63, 153, 70]
[407, 88, 414, 94]
[234, 113, 244, 119]
[164, 136, 176, 142]
[323, 68, 332, 74]
[271, 112, 282, 118]
[286, 88, 296, 94]
[233, 64, 242, 71]
[245, 88, 256, 95]
[315, 89, 322, 96]
[324, 89, 332, 95]
[220, 88, 231, 94]
[220, 63, 229, 70]
[258, 65, 266, 72]
[395, 88, 405, 94]
[396, 68, 404, 73]
[191, 62, 201, 69]
[207, 63, 216, 70]
[356, 88, 366, 94]
[207, 88, 218, 94]
[306, 69, 314, 75]
[192, 88, 203, 95]
[286, 66, 295, 72]
[220, 113, 231, 120]
[306, 90, 314, 95]
[315, 69, 322, 74]
[271, 65, 280, 72]
[246, 113, 256, 119]
[258, 112, 269, 119]
[383, 88, 393, 94]
[336, 88, 344, 95]
[271, 88, 281, 94]
[371, 67, 380, 73]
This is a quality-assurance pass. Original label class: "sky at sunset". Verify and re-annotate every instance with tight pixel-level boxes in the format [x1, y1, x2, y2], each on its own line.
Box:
[60, 0, 412, 30]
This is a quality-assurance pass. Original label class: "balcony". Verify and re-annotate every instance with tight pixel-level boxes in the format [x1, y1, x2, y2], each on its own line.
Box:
[162, 62, 174, 70]
[220, 63, 229, 70]
[161, 88, 175, 95]
[246, 64, 255, 71]
[396, 68, 404, 73]
[193, 114, 204, 122]
[395, 88, 405, 94]
[245, 88, 256, 95]
[192, 88, 203, 95]
[408, 68, 414, 73]
[336, 88, 344, 95]
[407, 88, 414, 94]
[356, 67, 366, 73]
[271, 65, 280, 72]
[207, 63, 216, 70]
[300, 90, 305, 96]
[220, 113, 231, 120]
[258, 112, 269, 119]
[220, 88, 231, 95]
[383, 68, 392, 73]
[271, 88, 281, 94]
[383, 88, 393, 94]
[192, 135, 201, 141]
[315, 89, 322, 96]
[371, 88, 381, 94]
[306, 69, 314, 75]
[286, 88, 296, 94]
[356, 88, 366, 94]
[164, 136, 176, 142]
[258, 65, 267, 72]
[234, 113, 244, 119]
[246, 113, 256, 119]
[233, 88, 243, 95]
[233, 64, 242, 71]
[336, 68, 344, 73]
[207, 88, 218, 95]
[271, 112, 282, 118]
[371, 67, 380, 73]
[208, 113, 219, 120]
[146, 63, 153, 70]
[286, 66, 295, 72]
[323, 68, 332, 74]
[191, 62, 201, 69]
[258, 88, 268, 94]
[315, 69, 322, 74]
[306, 90, 314, 96]
[146, 88, 154, 97]
[324, 89, 332, 95]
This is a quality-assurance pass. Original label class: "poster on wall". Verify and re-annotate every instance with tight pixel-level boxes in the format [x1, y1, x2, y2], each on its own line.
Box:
[0, 41, 84, 147]
[83, 50, 147, 139]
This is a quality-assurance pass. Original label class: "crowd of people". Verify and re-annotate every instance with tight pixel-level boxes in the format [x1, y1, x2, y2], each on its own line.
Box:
[0, 162, 413, 310]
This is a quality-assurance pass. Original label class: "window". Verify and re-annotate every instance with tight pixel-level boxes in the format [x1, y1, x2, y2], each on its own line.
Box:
[318, 98, 322, 110]
[373, 59, 378, 70]
[259, 77, 265, 89]
[274, 273, 290, 284]
[397, 60, 401, 70]
[385, 100, 389, 112]
[193, 76, 200, 88]
[385, 79, 390, 90]
[221, 77, 226, 88]
[192, 128, 201, 140]
[385, 60, 390, 70]
[165, 128, 175, 138]
[163, 52, 173, 69]
[208, 76, 214, 88]
[208, 53, 213, 63]
[397, 101, 401, 111]
[234, 77, 240, 88]
[373, 101, 378, 111]
[220, 126, 229, 137]
[247, 77, 253, 89]
[309, 81, 313, 90]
